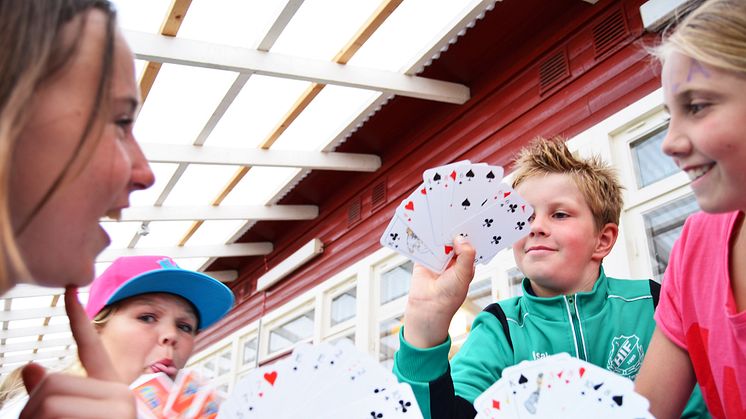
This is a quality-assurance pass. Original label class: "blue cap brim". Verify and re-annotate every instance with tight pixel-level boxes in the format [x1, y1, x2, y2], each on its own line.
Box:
[105, 269, 234, 330]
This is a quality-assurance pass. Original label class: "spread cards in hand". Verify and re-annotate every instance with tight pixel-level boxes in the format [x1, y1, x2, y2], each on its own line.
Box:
[473, 353, 654, 419]
[217, 339, 423, 419]
[381, 161, 533, 272]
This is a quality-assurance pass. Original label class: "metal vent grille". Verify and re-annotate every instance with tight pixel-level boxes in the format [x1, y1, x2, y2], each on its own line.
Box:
[592, 7, 629, 58]
[371, 180, 387, 210]
[539, 49, 570, 95]
[347, 196, 362, 226]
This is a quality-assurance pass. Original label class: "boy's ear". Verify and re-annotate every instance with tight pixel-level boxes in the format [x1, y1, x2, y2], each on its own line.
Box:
[593, 223, 619, 261]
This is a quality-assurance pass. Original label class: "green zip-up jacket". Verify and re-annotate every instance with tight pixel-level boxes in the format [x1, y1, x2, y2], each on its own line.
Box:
[393, 268, 709, 419]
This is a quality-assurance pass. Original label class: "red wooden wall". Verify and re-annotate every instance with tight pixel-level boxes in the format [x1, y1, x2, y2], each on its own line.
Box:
[197, 0, 660, 351]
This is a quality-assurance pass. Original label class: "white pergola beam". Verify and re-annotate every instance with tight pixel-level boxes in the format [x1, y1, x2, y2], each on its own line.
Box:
[1, 348, 74, 365]
[1, 285, 65, 300]
[142, 144, 381, 172]
[0, 324, 70, 340]
[115, 205, 318, 222]
[1, 337, 75, 353]
[0, 306, 66, 322]
[124, 31, 470, 104]
[97, 243, 273, 262]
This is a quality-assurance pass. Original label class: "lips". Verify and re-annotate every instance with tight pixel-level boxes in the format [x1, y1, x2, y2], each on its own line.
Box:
[525, 245, 554, 253]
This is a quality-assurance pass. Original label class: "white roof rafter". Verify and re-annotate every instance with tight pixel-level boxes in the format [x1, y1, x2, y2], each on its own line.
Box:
[96, 242, 273, 262]
[142, 144, 381, 171]
[125, 31, 471, 104]
[116, 204, 318, 222]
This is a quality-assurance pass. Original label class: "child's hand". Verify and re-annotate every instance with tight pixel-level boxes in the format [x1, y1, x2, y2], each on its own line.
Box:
[20, 287, 136, 419]
[403, 236, 476, 348]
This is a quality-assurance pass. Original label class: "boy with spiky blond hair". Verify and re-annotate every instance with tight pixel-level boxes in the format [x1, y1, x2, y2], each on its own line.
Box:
[393, 137, 708, 418]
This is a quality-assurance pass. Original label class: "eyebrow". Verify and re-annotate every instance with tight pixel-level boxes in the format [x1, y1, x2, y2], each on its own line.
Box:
[115, 96, 139, 114]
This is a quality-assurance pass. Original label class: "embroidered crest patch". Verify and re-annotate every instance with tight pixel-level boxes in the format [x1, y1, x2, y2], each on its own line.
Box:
[606, 334, 644, 379]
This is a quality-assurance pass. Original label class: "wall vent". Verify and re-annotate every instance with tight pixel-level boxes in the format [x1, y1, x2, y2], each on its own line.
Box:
[592, 7, 629, 58]
[371, 180, 387, 210]
[539, 48, 570, 95]
[347, 196, 362, 227]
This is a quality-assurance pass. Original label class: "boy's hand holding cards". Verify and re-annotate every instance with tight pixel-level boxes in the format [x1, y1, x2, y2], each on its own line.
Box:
[474, 353, 655, 418]
[217, 339, 423, 419]
[381, 161, 534, 272]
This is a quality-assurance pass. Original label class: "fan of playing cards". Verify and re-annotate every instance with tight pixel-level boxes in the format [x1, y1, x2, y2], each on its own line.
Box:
[474, 353, 655, 419]
[217, 339, 423, 419]
[381, 161, 534, 272]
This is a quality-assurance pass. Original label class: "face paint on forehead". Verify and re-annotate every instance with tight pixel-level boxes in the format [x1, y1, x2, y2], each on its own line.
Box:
[687, 57, 711, 82]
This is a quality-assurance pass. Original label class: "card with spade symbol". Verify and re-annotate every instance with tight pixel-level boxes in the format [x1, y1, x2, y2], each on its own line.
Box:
[217, 339, 423, 419]
[381, 162, 533, 272]
[473, 353, 654, 419]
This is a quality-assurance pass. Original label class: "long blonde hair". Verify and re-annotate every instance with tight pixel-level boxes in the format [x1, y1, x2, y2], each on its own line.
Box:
[655, 0, 746, 75]
[0, 0, 117, 292]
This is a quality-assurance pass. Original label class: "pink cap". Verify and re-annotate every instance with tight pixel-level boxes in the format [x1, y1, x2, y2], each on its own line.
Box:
[85, 256, 233, 330]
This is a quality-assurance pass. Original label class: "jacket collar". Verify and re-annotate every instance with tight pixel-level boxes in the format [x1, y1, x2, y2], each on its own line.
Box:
[519, 267, 608, 320]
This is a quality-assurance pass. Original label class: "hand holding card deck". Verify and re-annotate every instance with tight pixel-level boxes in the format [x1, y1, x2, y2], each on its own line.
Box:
[217, 339, 423, 419]
[473, 353, 655, 418]
[381, 161, 534, 272]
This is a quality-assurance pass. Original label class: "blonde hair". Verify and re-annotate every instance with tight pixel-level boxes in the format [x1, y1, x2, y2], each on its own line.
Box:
[0, 367, 25, 407]
[0, 0, 117, 292]
[511, 137, 624, 230]
[654, 0, 746, 75]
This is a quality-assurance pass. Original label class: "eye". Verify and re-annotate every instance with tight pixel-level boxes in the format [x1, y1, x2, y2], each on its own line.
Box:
[178, 322, 196, 334]
[687, 101, 709, 115]
[138, 313, 157, 323]
[114, 116, 134, 135]
[527, 213, 536, 223]
[552, 211, 569, 219]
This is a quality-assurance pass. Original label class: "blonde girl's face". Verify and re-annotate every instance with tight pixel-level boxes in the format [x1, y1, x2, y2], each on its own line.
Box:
[661, 51, 746, 214]
[10, 10, 154, 288]
[97, 293, 198, 384]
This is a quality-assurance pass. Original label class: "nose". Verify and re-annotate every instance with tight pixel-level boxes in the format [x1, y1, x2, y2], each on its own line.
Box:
[127, 138, 155, 191]
[160, 324, 179, 347]
[528, 213, 547, 237]
[660, 121, 690, 159]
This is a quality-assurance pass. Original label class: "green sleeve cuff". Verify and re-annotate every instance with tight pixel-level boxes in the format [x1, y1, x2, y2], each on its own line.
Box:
[394, 327, 451, 382]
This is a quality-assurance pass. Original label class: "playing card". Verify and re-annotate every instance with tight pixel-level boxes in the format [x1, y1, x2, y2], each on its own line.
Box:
[422, 161, 471, 244]
[380, 213, 452, 272]
[219, 340, 425, 419]
[474, 354, 654, 419]
[130, 372, 172, 419]
[445, 164, 505, 232]
[396, 185, 439, 254]
[450, 183, 533, 265]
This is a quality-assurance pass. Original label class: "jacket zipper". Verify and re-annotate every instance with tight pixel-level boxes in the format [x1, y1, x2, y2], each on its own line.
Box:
[564, 295, 587, 361]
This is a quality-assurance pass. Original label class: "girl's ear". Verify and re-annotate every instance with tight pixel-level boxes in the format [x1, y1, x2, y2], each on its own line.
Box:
[593, 222, 619, 261]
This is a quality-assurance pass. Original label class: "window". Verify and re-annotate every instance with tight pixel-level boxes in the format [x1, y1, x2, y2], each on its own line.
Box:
[466, 277, 493, 309]
[630, 125, 678, 188]
[268, 309, 315, 354]
[241, 335, 258, 368]
[378, 316, 402, 369]
[507, 267, 524, 298]
[380, 260, 413, 305]
[330, 287, 356, 326]
[643, 194, 699, 282]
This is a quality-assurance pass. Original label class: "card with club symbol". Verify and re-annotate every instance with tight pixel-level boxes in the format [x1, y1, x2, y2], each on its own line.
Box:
[473, 353, 654, 419]
[380, 162, 533, 272]
[217, 339, 423, 419]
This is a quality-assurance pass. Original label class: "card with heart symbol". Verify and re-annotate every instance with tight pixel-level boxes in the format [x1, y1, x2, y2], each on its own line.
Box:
[473, 353, 654, 419]
[217, 339, 423, 419]
[381, 162, 533, 272]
